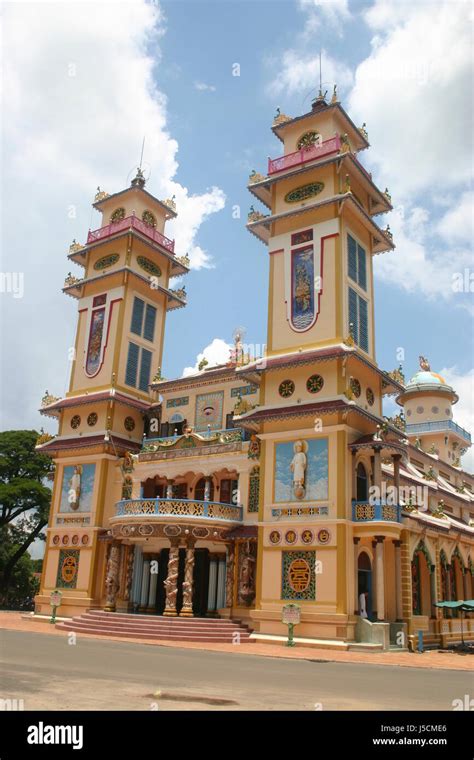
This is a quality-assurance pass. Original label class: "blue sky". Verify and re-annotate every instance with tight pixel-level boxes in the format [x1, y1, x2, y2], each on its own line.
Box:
[1, 0, 472, 450]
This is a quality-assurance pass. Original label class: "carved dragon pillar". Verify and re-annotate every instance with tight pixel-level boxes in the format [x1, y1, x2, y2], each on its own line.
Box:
[163, 540, 179, 616]
[180, 540, 196, 617]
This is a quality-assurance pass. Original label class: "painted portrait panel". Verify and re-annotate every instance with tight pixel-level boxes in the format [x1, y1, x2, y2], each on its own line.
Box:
[291, 245, 315, 330]
[274, 438, 328, 503]
[195, 391, 224, 432]
[59, 463, 96, 513]
[86, 307, 105, 375]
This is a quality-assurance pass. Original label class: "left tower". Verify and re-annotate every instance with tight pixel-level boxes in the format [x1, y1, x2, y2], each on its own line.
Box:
[35, 169, 189, 617]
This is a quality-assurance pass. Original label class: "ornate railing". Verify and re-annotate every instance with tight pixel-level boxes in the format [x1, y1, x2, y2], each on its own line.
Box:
[87, 214, 175, 252]
[352, 501, 401, 523]
[267, 135, 341, 175]
[114, 498, 242, 522]
[406, 420, 471, 444]
[142, 427, 243, 449]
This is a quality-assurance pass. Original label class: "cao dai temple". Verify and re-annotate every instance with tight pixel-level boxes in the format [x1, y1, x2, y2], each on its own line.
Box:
[35, 91, 474, 651]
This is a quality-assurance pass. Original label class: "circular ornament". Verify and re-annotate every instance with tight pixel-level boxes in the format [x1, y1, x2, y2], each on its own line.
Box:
[285, 529, 297, 545]
[62, 535, 69, 545]
[406, 409, 412, 417]
[269, 530, 281, 545]
[142, 210, 156, 227]
[431, 406, 439, 414]
[307, 374, 324, 394]
[94, 253, 119, 271]
[416, 406, 424, 414]
[124, 416, 135, 432]
[366, 388, 374, 406]
[279, 379, 295, 398]
[81, 535, 89, 546]
[52, 535, 60, 545]
[137, 256, 161, 277]
[288, 558, 311, 593]
[110, 207, 125, 222]
[301, 529, 314, 545]
[317, 528, 331, 545]
[350, 378, 361, 398]
[297, 131, 320, 150]
[70, 415, 81, 429]
[285, 182, 324, 204]
[87, 412, 98, 427]
[71, 535, 79, 545]
[445, 408, 450, 416]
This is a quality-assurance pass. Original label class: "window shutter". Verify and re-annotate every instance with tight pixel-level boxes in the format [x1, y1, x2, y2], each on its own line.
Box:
[358, 244, 367, 290]
[131, 297, 144, 336]
[138, 348, 152, 391]
[143, 304, 157, 342]
[348, 287, 358, 345]
[125, 342, 139, 387]
[348, 234, 357, 283]
[359, 296, 369, 352]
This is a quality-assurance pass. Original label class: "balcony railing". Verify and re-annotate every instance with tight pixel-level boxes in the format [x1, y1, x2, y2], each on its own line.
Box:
[87, 214, 175, 252]
[352, 501, 401, 523]
[142, 427, 245, 450]
[405, 420, 471, 444]
[114, 498, 242, 523]
[267, 135, 341, 175]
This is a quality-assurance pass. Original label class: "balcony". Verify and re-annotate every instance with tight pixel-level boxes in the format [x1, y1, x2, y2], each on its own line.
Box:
[87, 214, 175, 253]
[352, 501, 401, 523]
[267, 135, 341, 175]
[405, 420, 471, 444]
[140, 428, 248, 461]
[113, 498, 243, 523]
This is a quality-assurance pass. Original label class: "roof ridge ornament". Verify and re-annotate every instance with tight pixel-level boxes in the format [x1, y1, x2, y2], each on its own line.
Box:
[131, 167, 146, 188]
[419, 355, 431, 371]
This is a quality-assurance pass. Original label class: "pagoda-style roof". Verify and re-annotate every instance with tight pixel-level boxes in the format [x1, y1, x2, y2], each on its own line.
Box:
[36, 434, 141, 455]
[248, 151, 392, 216]
[151, 363, 245, 393]
[92, 184, 177, 220]
[247, 192, 395, 253]
[271, 101, 369, 153]
[236, 344, 404, 396]
[40, 389, 152, 418]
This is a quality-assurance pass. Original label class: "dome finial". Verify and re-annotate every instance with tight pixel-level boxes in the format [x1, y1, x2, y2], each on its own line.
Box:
[419, 355, 431, 371]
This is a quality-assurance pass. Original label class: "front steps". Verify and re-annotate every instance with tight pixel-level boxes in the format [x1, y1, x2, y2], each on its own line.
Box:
[56, 609, 253, 643]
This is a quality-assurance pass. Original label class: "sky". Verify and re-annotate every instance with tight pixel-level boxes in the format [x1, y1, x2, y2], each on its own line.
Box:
[1, 0, 473, 478]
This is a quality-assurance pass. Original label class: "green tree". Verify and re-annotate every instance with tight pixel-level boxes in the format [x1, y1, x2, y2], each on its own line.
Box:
[0, 430, 53, 604]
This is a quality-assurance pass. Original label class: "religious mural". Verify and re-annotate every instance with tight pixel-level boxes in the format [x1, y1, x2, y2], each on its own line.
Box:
[281, 550, 316, 601]
[195, 391, 224, 432]
[85, 307, 105, 375]
[274, 438, 328, 502]
[59, 464, 96, 513]
[291, 245, 315, 330]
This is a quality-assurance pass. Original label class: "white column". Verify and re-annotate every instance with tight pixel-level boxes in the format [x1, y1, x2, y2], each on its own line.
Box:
[375, 537, 385, 621]
[140, 558, 150, 610]
[353, 537, 360, 614]
[204, 477, 212, 502]
[166, 480, 174, 498]
[147, 555, 158, 611]
[216, 557, 226, 609]
[394, 539, 403, 621]
[131, 546, 143, 606]
[207, 558, 217, 611]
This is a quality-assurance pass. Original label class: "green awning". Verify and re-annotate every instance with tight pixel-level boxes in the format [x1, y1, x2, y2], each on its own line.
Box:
[435, 600, 474, 611]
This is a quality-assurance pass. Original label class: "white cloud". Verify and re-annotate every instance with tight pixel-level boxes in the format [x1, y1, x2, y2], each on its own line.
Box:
[182, 338, 232, 377]
[194, 82, 216, 92]
[436, 191, 474, 245]
[299, 0, 351, 31]
[267, 48, 353, 98]
[0, 0, 225, 433]
[440, 367, 474, 473]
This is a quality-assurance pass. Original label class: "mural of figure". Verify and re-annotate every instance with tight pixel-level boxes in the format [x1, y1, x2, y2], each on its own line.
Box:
[238, 541, 256, 605]
[68, 465, 82, 510]
[290, 440, 307, 499]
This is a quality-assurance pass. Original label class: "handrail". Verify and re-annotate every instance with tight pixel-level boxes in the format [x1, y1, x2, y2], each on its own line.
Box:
[87, 214, 175, 252]
[267, 135, 341, 175]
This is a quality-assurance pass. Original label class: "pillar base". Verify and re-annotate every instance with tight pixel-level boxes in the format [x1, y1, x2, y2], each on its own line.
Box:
[180, 608, 193, 617]
[103, 605, 116, 612]
[163, 608, 177, 617]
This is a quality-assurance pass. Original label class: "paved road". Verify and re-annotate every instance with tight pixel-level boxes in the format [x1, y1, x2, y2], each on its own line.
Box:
[0, 630, 472, 711]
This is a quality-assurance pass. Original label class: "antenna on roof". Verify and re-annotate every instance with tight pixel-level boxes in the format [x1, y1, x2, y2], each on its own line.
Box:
[319, 49, 322, 96]
[139, 136, 145, 170]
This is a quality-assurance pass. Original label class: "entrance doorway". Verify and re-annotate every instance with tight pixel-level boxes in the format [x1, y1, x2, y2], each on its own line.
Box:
[357, 551, 373, 619]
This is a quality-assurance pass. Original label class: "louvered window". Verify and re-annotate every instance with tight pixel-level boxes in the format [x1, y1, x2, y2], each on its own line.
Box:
[139, 348, 152, 392]
[130, 297, 156, 343]
[348, 287, 369, 353]
[125, 342, 140, 387]
[348, 234, 367, 290]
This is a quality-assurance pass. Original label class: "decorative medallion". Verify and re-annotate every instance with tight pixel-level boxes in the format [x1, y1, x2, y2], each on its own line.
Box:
[56, 549, 79, 589]
[307, 374, 324, 394]
[284, 182, 324, 204]
[137, 255, 162, 277]
[110, 207, 125, 222]
[406, 409, 412, 417]
[432, 406, 439, 413]
[296, 131, 320, 150]
[70, 415, 81, 429]
[138, 524, 154, 536]
[301, 529, 314, 545]
[350, 378, 361, 398]
[192, 526, 209, 539]
[124, 416, 135, 432]
[71, 535, 79, 545]
[87, 412, 98, 427]
[142, 210, 156, 227]
[269, 530, 281, 545]
[416, 406, 424, 414]
[94, 254, 119, 271]
[52, 535, 60, 545]
[279, 379, 295, 398]
[164, 524, 181, 536]
[285, 529, 297, 545]
[282, 550, 316, 600]
[81, 535, 89, 546]
[366, 388, 374, 406]
[317, 528, 331, 544]
[62, 535, 69, 545]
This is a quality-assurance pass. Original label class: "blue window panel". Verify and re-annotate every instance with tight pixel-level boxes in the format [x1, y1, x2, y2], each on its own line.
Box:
[130, 297, 144, 336]
[125, 342, 139, 387]
[359, 296, 369, 352]
[348, 234, 357, 283]
[139, 348, 152, 392]
[348, 287, 358, 345]
[357, 244, 367, 290]
[143, 304, 157, 342]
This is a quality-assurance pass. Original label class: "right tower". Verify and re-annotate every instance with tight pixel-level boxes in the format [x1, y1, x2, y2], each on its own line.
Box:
[241, 90, 403, 642]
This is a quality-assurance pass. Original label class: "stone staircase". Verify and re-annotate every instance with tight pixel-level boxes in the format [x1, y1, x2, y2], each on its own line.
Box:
[56, 610, 254, 643]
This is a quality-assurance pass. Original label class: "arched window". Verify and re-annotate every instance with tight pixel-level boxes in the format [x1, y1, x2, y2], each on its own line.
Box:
[248, 467, 260, 513]
[412, 540, 432, 616]
[356, 462, 368, 501]
[195, 477, 214, 502]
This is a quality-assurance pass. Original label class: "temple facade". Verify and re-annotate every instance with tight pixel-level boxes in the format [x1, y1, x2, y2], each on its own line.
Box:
[35, 93, 474, 650]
